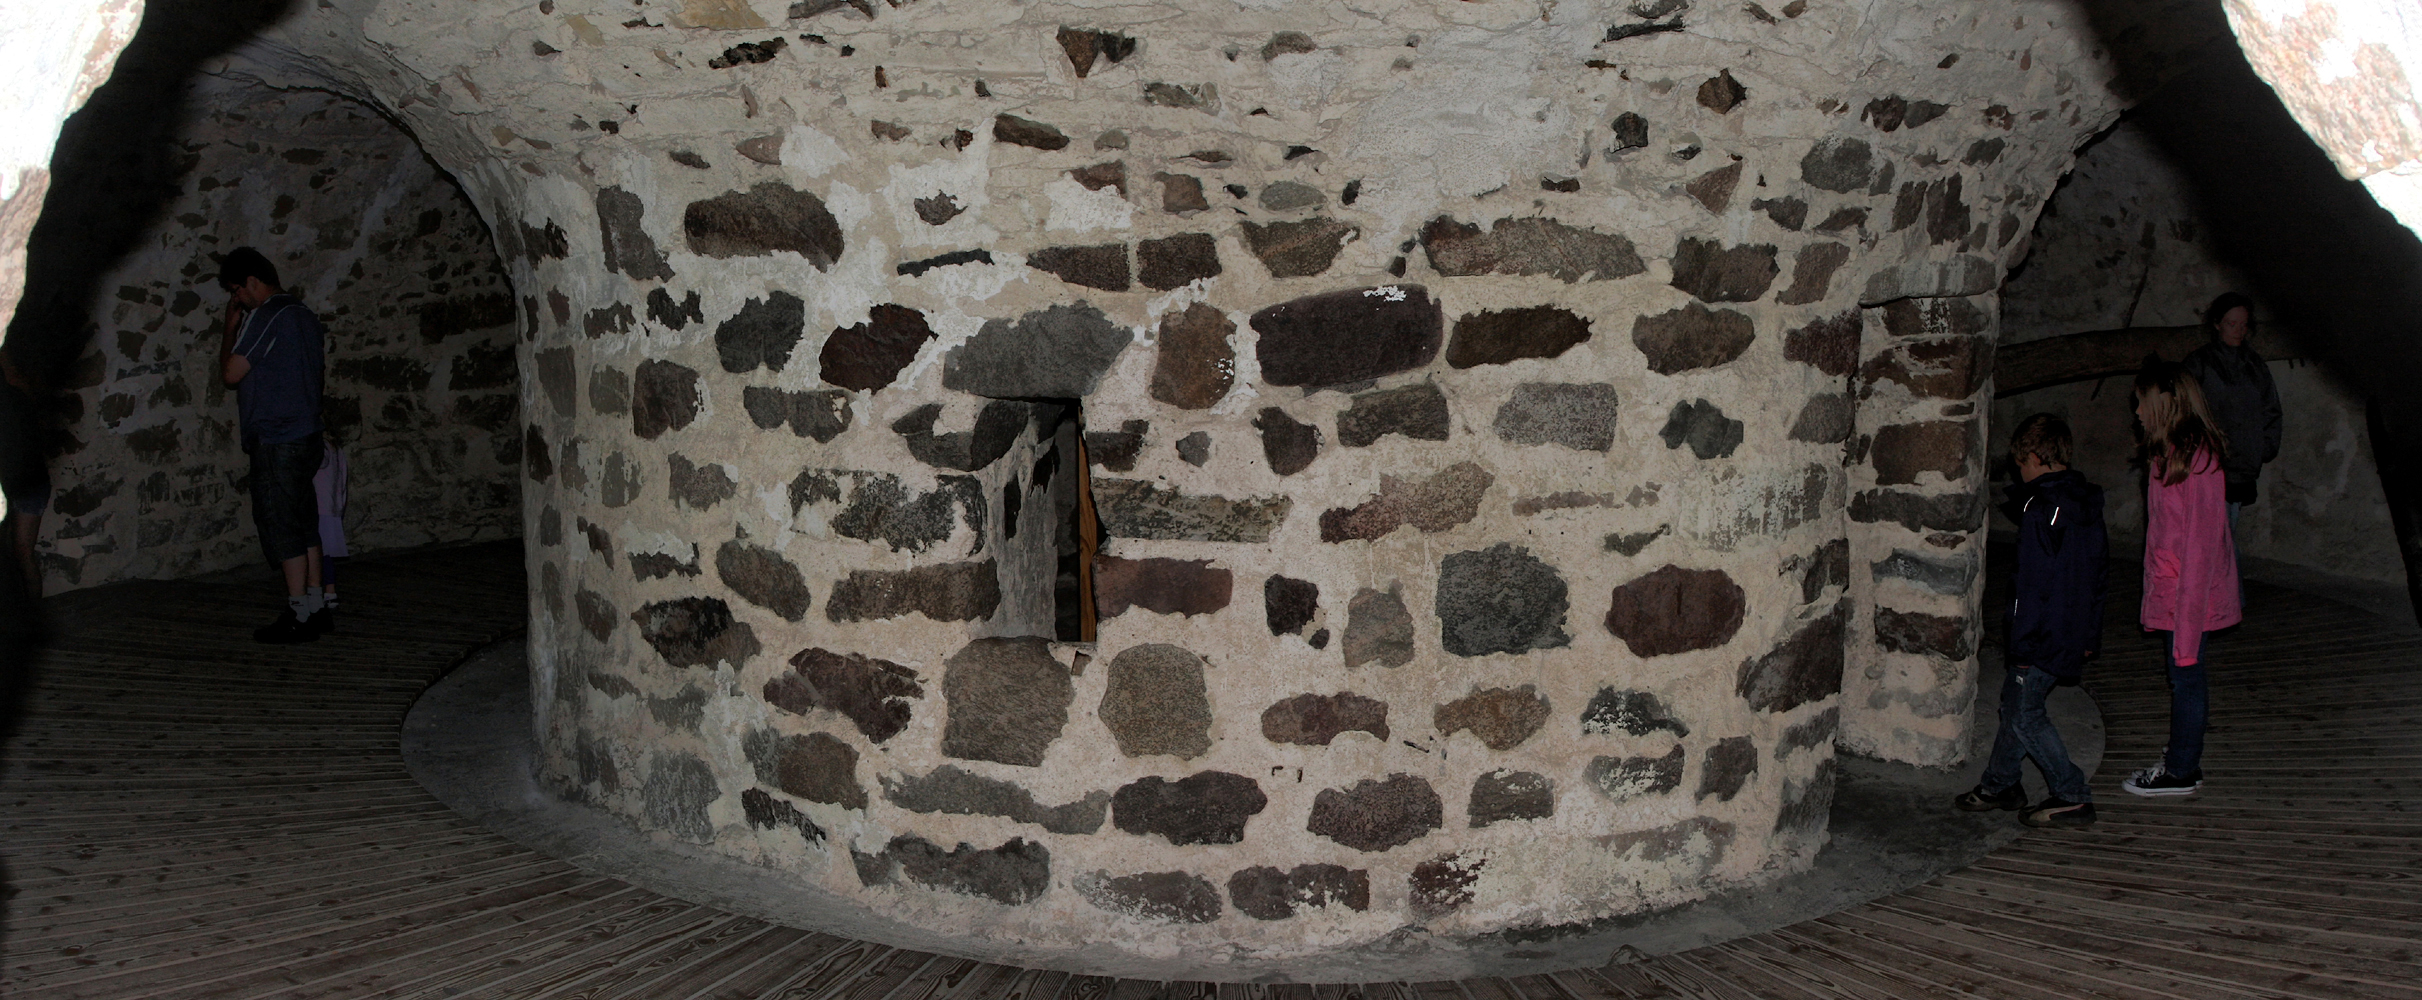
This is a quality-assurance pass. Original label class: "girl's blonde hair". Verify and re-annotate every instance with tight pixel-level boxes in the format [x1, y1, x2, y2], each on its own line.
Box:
[2133, 360, 2228, 486]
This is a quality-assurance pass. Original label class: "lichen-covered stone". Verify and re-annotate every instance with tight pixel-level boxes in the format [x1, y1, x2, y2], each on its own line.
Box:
[1659, 399, 1745, 460]
[1265, 575, 1318, 636]
[741, 728, 865, 809]
[1261, 692, 1389, 746]
[742, 787, 827, 843]
[856, 835, 1051, 906]
[1027, 243, 1131, 291]
[1788, 393, 1856, 443]
[791, 469, 985, 553]
[1239, 218, 1358, 277]
[764, 646, 923, 743]
[943, 303, 1129, 398]
[1137, 233, 1221, 290]
[680, 183, 842, 268]
[1584, 746, 1686, 801]
[643, 752, 718, 843]
[1111, 771, 1267, 845]
[1669, 237, 1780, 303]
[941, 637, 1072, 767]
[1091, 479, 1291, 543]
[1737, 604, 1848, 713]
[1605, 565, 1745, 657]
[1253, 407, 1320, 476]
[825, 559, 1001, 623]
[1435, 543, 1571, 657]
[1494, 382, 1619, 452]
[1075, 870, 1222, 923]
[1319, 462, 1491, 542]
[1307, 774, 1442, 852]
[715, 291, 807, 374]
[1870, 420, 1972, 485]
[1343, 586, 1416, 669]
[1468, 770, 1555, 828]
[821, 304, 935, 392]
[742, 386, 853, 442]
[1410, 851, 1487, 918]
[1579, 688, 1690, 738]
[1251, 286, 1442, 387]
[1698, 736, 1759, 801]
[1445, 306, 1593, 369]
[1228, 864, 1370, 921]
[630, 597, 761, 667]
[1149, 302, 1235, 409]
[1434, 685, 1551, 750]
[1776, 241, 1852, 305]
[883, 765, 1108, 834]
[1421, 216, 1645, 282]
[1872, 549, 1978, 596]
[891, 401, 1037, 473]
[1092, 555, 1233, 618]
[1098, 643, 1214, 760]
[1336, 383, 1450, 447]
[1875, 607, 1973, 660]
[1632, 302, 1755, 374]
[714, 540, 810, 621]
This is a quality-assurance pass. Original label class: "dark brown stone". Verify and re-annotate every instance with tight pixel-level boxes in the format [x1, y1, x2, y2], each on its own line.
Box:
[765, 647, 922, 743]
[1776, 241, 1851, 305]
[1783, 308, 1863, 377]
[1494, 383, 1621, 452]
[575, 588, 617, 642]
[1091, 479, 1291, 542]
[943, 303, 1129, 398]
[1875, 607, 1973, 660]
[576, 517, 611, 563]
[882, 765, 1107, 834]
[1862, 337, 1989, 400]
[1075, 871, 1221, 923]
[1778, 707, 1840, 757]
[1579, 688, 1690, 737]
[1307, 774, 1442, 852]
[1659, 398, 1744, 460]
[631, 597, 761, 667]
[684, 183, 843, 267]
[822, 304, 936, 391]
[1261, 692, 1389, 746]
[596, 186, 674, 280]
[1319, 462, 1491, 542]
[941, 637, 1072, 767]
[1697, 69, 1747, 112]
[1421, 216, 1645, 282]
[891, 401, 1037, 473]
[1336, 383, 1449, 447]
[1435, 543, 1571, 657]
[534, 348, 575, 417]
[1343, 586, 1415, 669]
[1410, 852, 1486, 918]
[630, 545, 701, 581]
[742, 386, 853, 442]
[1670, 237, 1780, 303]
[1093, 556, 1233, 618]
[1068, 160, 1126, 196]
[993, 113, 1070, 150]
[913, 193, 963, 225]
[715, 540, 810, 621]
[1848, 489, 1983, 532]
[1446, 306, 1592, 369]
[1878, 296, 1990, 341]
[1239, 218, 1358, 278]
[1687, 161, 1743, 213]
[1261, 30, 1319, 59]
[1605, 565, 1746, 657]
[1799, 538, 1852, 604]
[1154, 172, 1208, 213]
[1085, 419, 1147, 472]
[1927, 173, 1970, 245]
[1585, 746, 1686, 801]
[855, 835, 1051, 905]
[630, 360, 700, 440]
[1137, 233, 1221, 290]
[1053, 27, 1133, 79]
[1433, 685, 1551, 750]
[1800, 137, 1874, 193]
[1265, 575, 1318, 636]
[1754, 195, 1809, 230]
[1098, 643, 1214, 759]
[1870, 420, 1971, 485]
[1111, 771, 1267, 845]
[1468, 770, 1555, 828]
[741, 787, 827, 843]
[741, 729, 865, 809]
[715, 291, 806, 374]
[1252, 285, 1442, 387]
[1602, 524, 1669, 554]
[1698, 736, 1759, 801]
[1027, 244, 1131, 291]
[1633, 302, 1755, 374]
[1736, 602, 1847, 712]
[826, 560, 1000, 623]
[1608, 111, 1650, 151]
[1253, 407, 1320, 476]
[1228, 864, 1369, 921]
[1148, 303, 1236, 409]
[1789, 393, 1855, 443]
[1815, 206, 1868, 232]
[587, 366, 631, 416]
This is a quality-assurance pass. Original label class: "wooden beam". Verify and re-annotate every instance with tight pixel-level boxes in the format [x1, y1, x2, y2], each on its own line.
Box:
[1993, 325, 2298, 397]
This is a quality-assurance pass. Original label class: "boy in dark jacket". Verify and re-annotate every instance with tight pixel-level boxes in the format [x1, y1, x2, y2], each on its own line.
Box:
[1957, 413, 2107, 828]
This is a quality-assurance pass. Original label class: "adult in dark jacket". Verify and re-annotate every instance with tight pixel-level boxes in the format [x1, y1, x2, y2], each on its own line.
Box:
[2181, 292, 2282, 521]
[1958, 414, 2107, 828]
[215, 248, 330, 643]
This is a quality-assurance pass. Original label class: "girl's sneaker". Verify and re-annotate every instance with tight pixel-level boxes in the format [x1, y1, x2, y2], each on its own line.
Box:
[2121, 765, 2202, 796]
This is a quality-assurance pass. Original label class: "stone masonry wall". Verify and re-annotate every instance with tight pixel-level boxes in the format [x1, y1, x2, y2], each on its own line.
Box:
[30, 83, 519, 591]
[213, 0, 2131, 970]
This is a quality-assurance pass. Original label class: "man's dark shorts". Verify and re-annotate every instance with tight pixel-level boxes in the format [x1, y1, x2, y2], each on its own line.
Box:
[250, 433, 323, 564]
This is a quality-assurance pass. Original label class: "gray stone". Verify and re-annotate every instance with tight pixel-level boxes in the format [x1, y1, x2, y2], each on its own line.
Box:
[1308, 774, 1442, 852]
[1343, 586, 1416, 669]
[715, 292, 807, 374]
[892, 401, 1037, 473]
[1421, 216, 1645, 282]
[1875, 607, 1973, 660]
[741, 729, 865, 809]
[1111, 771, 1267, 845]
[1754, 195, 1809, 231]
[1446, 306, 1593, 369]
[1265, 576, 1318, 636]
[575, 588, 618, 642]
[821, 303, 935, 392]
[647, 288, 704, 330]
[1776, 760, 1837, 835]
[764, 646, 923, 743]
[1239, 218, 1359, 278]
[1253, 407, 1320, 476]
[631, 545, 701, 581]
[600, 451, 644, 508]
[715, 541, 810, 621]
[1251, 286, 1442, 387]
[1098, 643, 1214, 760]
[1698, 736, 1758, 801]
[882, 765, 1108, 834]
[597, 186, 674, 280]
[683, 182, 844, 267]
[1091, 479, 1291, 542]
[826, 560, 1001, 623]
[1435, 543, 1571, 657]
[1872, 549, 1978, 596]
[1633, 303, 1756, 374]
[1776, 241, 1852, 305]
[1027, 244, 1131, 292]
[1434, 685, 1551, 750]
[643, 753, 718, 842]
[534, 348, 576, 417]
[1670, 237, 1780, 303]
[1788, 393, 1856, 443]
[647, 684, 708, 731]
[1150, 303, 1235, 409]
[1075, 870, 1222, 923]
[1800, 137, 1875, 193]
[1468, 770, 1556, 828]
[1776, 707, 1839, 757]
[743, 386, 853, 442]
[1736, 603, 1848, 713]
[1585, 746, 1687, 801]
[1175, 431, 1211, 467]
[1261, 31, 1318, 59]
[1858, 255, 1996, 306]
[1259, 181, 1324, 211]
[1494, 382, 1619, 452]
[1337, 383, 1449, 447]
[1138, 233, 1222, 291]
[741, 787, 828, 843]
[631, 597, 761, 667]
[856, 835, 1051, 905]
[1410, 851, 1487, 918]
[1318, 462, 1491, 542]
[942, 637, 1072, 767]
[943, 303, 1129, 398]
[1579, 688, 1690, 738]
[1229, 865, 1369, 921]
[1660, 398, 1745, 460]
[1261, 692, 1389, 746]
[588, 366, 630, 415]
[792, 469, 985, 553]
[1797, 538, 1851, 604]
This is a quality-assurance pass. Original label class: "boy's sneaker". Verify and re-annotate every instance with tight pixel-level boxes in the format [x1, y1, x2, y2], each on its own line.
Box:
[2122, 765, 2202, 797]
[1954, 784, 2025, 812]
[2022, 798, 2097, 828]
[252, 610, 321, 644]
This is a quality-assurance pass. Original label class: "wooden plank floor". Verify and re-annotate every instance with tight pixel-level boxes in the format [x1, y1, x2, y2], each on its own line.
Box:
[4, 540, 2418, 999]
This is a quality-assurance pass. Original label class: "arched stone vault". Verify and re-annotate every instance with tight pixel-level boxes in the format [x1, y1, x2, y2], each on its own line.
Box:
[23, 0, 2169, 967]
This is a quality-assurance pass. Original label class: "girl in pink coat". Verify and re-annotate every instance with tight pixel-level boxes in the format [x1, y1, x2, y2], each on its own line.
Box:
[2124, 362, 2241, 797]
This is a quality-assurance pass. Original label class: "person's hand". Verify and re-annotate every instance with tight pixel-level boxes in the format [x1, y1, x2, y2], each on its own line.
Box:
[222, 299, 245, 335]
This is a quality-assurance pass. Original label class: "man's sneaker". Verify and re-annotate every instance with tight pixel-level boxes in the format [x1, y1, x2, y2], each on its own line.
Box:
[253, 610, 321, 644]
[2022, 798, 2097, 828]
[1954, 784, 2025, 812]
[2122, 765, 2202, 797]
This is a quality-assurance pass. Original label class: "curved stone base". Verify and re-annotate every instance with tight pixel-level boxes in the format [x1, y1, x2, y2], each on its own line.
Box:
[405, 640, 2098, 982]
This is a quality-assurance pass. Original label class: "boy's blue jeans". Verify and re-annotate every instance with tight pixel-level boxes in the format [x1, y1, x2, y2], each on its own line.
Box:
[1980, 664, 2092, 803]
